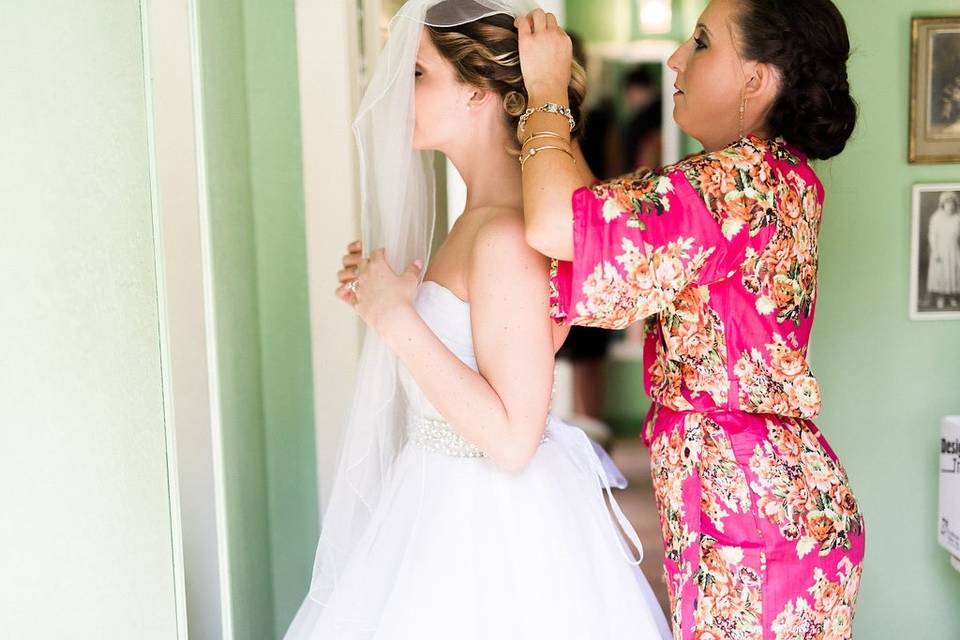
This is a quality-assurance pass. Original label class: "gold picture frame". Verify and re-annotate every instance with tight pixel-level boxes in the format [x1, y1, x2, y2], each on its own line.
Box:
[910, 17, 960, 164]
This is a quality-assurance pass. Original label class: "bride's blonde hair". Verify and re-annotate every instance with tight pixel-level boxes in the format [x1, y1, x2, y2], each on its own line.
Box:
[427, 11, 587, 147]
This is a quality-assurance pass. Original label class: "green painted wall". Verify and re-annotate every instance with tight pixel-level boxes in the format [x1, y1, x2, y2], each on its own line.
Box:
[241, 0, 319, 635]
[604, 359, 653, 436]
[0, 2, 180, 637]
[567, 0, 634, 42]
[195, 0, 317, 636]
[815, 1, 960, 636]
[195, 0, 275, 636]
[566, 0, 704, 43]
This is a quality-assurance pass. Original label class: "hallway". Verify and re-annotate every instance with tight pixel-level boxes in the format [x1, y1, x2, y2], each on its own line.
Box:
[608, 437, 671, 617]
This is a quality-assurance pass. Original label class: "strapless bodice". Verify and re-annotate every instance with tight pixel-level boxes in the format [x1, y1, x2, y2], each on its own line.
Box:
[397, 281, 485, 456]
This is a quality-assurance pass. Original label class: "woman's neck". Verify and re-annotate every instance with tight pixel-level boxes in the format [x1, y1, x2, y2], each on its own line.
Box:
[446, 132, 523, 212]
[701, 125, 775, 153]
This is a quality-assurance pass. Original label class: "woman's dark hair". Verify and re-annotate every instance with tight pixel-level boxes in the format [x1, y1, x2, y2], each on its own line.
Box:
[736, 0, 856, 160]
[427, 12, 587, 145]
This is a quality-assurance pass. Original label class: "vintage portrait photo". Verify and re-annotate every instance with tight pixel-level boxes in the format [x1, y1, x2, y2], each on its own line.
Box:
[911, 184, 960, 319]
[910, 18, 960, 163]
[930, 29, 960, 135]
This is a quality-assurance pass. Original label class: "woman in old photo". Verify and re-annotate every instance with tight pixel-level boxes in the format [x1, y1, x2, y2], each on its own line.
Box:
[928, 191, 960, 309]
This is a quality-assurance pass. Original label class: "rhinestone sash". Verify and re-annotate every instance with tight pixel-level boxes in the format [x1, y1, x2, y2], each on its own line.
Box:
[406, 411, 549, 458]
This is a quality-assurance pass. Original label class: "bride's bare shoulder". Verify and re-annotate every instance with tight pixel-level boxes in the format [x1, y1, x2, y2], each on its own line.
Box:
[467, 205, 526, 244]
[467, 206, 546, 273]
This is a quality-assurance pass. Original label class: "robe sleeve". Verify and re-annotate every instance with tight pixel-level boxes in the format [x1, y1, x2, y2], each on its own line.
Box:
[549, 166, 751, 329]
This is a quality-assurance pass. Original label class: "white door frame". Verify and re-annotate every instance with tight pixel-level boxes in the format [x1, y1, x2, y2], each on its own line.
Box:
[141, 0, 233, 637]
[295, 0, 364, 516]
[144, 0, 368, 633]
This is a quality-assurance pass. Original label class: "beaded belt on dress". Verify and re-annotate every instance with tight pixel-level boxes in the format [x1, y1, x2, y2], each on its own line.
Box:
[406, 411, 549, 458]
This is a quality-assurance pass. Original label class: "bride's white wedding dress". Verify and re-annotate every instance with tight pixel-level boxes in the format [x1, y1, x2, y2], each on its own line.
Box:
[284, 281, 671, 639]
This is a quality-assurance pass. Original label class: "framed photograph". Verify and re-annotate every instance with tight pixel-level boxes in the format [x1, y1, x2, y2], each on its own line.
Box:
[910, 17, 960, 163]
[910, 184, 960, 320]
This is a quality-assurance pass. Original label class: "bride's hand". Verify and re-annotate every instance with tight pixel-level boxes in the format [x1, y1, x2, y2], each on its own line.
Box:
[352, 248, 423, 334]
[514, 9, 572, 101]
[335, 240, 363, 305]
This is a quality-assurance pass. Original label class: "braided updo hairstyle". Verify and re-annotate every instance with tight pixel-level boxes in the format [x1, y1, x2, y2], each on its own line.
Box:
[427, 12, 587, 147]
[736, 0, 856, 160]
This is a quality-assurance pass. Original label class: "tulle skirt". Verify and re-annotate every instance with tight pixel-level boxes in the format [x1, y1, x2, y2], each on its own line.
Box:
[284, 416, 671, 640]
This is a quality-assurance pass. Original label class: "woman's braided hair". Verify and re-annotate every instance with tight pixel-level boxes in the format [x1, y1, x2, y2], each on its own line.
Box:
[737, 0, 857, 160]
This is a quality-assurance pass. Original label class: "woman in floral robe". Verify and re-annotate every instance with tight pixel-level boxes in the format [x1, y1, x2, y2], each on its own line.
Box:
[514, 0, 866, 638]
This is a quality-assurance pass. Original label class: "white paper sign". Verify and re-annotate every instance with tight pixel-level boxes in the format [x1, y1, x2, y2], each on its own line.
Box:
[939, 416, 960, 560]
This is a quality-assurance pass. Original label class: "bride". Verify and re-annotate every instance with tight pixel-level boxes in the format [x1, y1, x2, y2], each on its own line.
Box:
[283, 1, 671, 638]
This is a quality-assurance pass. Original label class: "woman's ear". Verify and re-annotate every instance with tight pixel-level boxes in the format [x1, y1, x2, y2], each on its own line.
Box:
[466, 87, 495, 111]
[745, 61, 780, 104]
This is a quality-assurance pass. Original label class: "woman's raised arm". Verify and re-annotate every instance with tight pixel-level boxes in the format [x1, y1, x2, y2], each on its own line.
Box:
[514, 9, 592, 261]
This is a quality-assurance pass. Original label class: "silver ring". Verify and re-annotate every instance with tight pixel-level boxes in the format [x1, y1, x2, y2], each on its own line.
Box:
[347, 280, 359, 294]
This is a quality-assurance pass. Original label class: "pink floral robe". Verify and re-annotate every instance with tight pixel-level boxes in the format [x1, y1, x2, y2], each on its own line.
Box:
[550, 135, 866, 640]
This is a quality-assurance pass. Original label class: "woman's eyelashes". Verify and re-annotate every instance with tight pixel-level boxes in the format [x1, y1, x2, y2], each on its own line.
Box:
[694, 34, 707, 50]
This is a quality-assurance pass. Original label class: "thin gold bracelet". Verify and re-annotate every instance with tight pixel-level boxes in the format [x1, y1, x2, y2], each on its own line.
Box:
[521, 131, 569, 149]
[519, 144, 576, 171]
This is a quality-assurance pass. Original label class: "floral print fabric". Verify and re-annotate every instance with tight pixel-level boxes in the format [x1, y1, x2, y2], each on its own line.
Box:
[647, 408, 865, 640]
[550, 135, 823, 419]
[549, 135, 865, 638]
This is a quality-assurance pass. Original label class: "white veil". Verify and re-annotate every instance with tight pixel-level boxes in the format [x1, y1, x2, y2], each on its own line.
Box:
[305, 0, 540, 610]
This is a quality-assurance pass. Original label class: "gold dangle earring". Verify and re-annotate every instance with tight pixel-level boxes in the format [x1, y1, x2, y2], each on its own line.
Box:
[738, 91, 747, 140]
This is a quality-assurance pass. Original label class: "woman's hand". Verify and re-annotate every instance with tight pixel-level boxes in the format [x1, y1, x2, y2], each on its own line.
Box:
[514, 9, 572, 101]
[335, 240, 363, 305]
[352, 249, 423, 335]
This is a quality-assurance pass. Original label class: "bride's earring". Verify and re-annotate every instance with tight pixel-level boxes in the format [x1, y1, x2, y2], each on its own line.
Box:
[466, 90, 484, 112]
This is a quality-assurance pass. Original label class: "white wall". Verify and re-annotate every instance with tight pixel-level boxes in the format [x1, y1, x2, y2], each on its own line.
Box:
[144, 0, 227, 636]
[0, 3, 182, 637]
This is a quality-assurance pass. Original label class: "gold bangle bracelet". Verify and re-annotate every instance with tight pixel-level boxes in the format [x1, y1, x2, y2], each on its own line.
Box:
[518, 144, 576, 170]
[521, 131, 569, 148]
